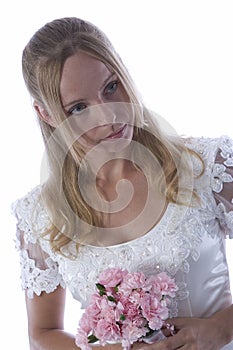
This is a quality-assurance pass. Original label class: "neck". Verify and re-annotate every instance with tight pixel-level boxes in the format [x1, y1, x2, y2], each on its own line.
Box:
[97, 158, 132, 182]
[84, 144, 134, 183]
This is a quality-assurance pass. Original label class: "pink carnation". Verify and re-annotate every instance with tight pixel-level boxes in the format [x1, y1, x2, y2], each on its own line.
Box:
[118, 271, 146, 297]
[76, 267, 178, 350]
[95, 319, 121, 344]
[75, 329, 91, 350]
[98, 267, 128, 289]
[122, 322, 148, 349]
[140, 293, 168, 330]
[120, 298, 142, 323]
[146, 272, 178, 298]
[78, 312, 92, 334]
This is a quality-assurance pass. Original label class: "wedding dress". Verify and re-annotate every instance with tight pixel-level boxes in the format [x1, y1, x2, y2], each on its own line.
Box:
[12, 135, 233, 349]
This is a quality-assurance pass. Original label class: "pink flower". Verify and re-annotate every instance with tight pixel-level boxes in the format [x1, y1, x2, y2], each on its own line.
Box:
[98, 267, 128, 289]
[78, 313, 92, 334]
[83, 294, 103, 328]
[75, 329, 91, 350]
[76, 267, 178, 350]
[140, 294, 168, 330]
[119, 297, 142, 324]
[128, 288, 147, 306]
[147, 272, 178, 298]
[114, 301, 125, 321]
[118, 272, 146, 296]
[95, 319, 121, 344]
[122, 322, 148, 348]
[98, 297, 116, 323]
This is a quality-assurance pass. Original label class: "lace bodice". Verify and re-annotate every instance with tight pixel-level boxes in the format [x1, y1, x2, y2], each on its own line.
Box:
[12, 136, 233, 321]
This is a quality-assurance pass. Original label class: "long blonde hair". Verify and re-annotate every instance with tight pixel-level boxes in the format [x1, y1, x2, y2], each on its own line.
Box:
[22, 17, 203, 256]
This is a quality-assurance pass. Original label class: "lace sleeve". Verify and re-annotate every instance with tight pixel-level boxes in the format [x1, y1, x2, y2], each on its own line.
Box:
[11, 186, 65, 299]
[211, 136, 233, 238]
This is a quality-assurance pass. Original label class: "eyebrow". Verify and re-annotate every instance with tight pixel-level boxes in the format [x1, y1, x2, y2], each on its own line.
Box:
[62, 72, 116, 109]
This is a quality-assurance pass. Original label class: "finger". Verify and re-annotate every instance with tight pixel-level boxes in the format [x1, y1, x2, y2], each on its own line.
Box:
[153, 332, 186, 349]
[162, 319, 181, 336]
[165, 317, 188, 331]
[131, 341, 155, 350]
[134, 333, 183, 350]
[162, 323, 176, 337]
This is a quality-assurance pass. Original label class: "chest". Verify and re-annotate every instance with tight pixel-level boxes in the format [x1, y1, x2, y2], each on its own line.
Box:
[58, 204, 212, 308]
[92, 172, 167, 246]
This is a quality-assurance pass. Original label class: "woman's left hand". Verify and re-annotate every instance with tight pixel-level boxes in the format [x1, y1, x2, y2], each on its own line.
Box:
[150, 315, 227, 350]
[132, 306, 233, 350]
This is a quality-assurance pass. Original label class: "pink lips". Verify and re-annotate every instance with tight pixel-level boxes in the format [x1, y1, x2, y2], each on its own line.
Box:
[105, 125, 127, 140]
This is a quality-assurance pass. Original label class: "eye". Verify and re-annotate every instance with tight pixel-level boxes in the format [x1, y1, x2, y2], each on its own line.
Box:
[104, 80, 120, 96]
[68, 102, 87, 115]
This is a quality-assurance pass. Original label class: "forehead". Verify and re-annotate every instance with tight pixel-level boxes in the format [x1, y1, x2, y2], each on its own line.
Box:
[60, 52, 112, 105]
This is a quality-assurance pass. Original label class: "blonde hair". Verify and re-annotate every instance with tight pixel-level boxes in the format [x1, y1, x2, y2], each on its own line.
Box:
[22, 17, 203, 256]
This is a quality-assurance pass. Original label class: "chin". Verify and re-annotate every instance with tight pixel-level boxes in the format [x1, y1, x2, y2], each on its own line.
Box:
[102, 137, 132, 154]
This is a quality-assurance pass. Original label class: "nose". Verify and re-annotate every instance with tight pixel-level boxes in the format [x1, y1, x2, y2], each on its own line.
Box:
[94, 102, 117, 126]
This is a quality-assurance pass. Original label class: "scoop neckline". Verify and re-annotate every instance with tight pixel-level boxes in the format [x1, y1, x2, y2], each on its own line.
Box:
[84, 203, 171, 249]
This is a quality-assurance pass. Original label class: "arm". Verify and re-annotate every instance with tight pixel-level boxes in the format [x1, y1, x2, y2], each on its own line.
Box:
[26, 286, 77, 350]
[26, 286, 125, 350]
[211, 305, 233, 345]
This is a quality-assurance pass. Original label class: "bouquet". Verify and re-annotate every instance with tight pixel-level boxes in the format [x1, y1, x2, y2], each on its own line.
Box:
[75, 267, 178, 350]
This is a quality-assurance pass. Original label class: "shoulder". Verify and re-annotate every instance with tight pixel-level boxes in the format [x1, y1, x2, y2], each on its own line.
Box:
[183, 134, 233, 183]
[184, 135, 232, 161]
[11, 185, 51, 243]
[184, 135, 233, 173]
[185, 136, 233, 237]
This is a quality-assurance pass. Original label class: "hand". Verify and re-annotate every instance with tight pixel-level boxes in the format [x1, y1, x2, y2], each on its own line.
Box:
[132, 316, 227, 350]
[158, 316, 226, 350]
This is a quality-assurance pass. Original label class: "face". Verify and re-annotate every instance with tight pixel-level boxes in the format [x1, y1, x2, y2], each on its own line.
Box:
[59, 52, 134, 153]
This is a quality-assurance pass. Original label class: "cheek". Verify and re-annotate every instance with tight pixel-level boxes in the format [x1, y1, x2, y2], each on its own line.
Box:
[79, 127, 103, 148]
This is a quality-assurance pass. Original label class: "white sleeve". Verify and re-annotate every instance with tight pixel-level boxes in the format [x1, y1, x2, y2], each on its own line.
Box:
[11, 186, 65, 299]
[211, 136, 233, 238]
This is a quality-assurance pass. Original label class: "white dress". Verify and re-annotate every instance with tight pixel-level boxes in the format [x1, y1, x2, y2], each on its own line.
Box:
[12, 136, 233, 349]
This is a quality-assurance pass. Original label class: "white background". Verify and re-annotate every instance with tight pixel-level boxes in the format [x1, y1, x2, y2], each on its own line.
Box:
[1, 0, 233, 348]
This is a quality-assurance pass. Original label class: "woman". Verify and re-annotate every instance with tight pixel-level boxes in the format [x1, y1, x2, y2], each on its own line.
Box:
[12, 17, 233, 349]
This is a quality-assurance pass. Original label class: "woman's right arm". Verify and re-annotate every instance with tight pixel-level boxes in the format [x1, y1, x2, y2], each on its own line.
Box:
[25, 286, 127, 350]
[25, 286, 78, 350]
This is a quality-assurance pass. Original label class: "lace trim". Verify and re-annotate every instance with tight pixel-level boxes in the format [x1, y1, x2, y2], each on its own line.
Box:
[11, 186, 51, 245]
[18, 248, 65, 298]
[58, 203, 204, 308]
[189, 135, 233, 238]
[211, 163, 233, 193]
[219, 136, 233, 167]
[211, 136, 233, 237]
[214, 202, 233, 238]
[12, 187, 65, 298]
